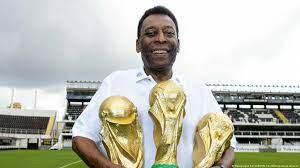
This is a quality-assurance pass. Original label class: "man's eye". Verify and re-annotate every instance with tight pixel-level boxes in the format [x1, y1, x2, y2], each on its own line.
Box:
[145, 32, 155, 37]
[166, 32, 175, 37]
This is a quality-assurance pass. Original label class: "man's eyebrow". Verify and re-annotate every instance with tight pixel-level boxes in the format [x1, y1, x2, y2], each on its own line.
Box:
[143, 25, 175, 32]
[144, 26, 156, 31]
[163, 26, 175, 30]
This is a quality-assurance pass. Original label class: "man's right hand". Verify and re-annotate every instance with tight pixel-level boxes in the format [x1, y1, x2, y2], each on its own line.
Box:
[72, 136, 124, 168]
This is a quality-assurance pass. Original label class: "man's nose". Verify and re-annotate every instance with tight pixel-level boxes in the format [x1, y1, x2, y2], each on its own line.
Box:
[156, 31, 167, 43]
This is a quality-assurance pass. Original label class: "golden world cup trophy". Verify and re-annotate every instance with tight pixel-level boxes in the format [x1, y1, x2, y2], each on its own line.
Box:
[99, 96, 144, 168]
[149, 80, 186, 168]
[192, 112, 234, 168]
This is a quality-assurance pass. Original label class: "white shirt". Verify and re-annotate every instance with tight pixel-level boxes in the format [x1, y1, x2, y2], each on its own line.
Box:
[72, 68, 236, 167]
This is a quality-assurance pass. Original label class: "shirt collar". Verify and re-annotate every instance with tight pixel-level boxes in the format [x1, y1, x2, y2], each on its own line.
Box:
[135, 67, 183, 85]
[135, 67, 149, 82]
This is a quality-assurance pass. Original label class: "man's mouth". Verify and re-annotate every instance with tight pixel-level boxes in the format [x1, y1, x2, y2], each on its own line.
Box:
[151, 49, 169, 55]
[153, 50, 168, 54]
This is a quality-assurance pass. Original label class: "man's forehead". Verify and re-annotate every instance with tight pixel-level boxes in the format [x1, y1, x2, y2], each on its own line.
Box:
[141, 14, 176, 31]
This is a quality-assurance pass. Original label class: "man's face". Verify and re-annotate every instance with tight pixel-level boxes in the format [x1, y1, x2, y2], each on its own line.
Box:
[136, 14, 180, 72]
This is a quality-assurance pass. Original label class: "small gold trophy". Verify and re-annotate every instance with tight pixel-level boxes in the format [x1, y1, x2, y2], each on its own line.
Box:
[99, 96, 144, 168]
[192, 113, 234, 168]
[149, 80, 186, 168]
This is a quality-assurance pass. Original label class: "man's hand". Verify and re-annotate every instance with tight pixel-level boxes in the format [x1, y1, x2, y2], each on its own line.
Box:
[213, 147, 235, 168]
[72, 136, 124, 168]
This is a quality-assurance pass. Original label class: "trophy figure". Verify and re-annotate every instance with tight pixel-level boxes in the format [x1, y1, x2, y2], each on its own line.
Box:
[149, 80, 186, 168]
[192, 113, 234, 168]
[99, 96, 144, 168]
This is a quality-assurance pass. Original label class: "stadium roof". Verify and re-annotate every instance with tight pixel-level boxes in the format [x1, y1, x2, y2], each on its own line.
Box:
[66, 80, 101, 90]
[207, 83, 300, 93]
[0, 108, 56, 117]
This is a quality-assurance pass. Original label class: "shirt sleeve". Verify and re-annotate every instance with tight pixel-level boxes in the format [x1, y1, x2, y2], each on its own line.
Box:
[205, 86, 237, 149]
[72, 77, 111, 144]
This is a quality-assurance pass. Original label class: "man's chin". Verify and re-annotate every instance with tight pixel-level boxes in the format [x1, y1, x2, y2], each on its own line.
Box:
[150, 64, 172, 72]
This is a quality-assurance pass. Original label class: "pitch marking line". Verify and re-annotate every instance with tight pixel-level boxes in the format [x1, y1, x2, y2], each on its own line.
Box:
[58, 160, 82, 168]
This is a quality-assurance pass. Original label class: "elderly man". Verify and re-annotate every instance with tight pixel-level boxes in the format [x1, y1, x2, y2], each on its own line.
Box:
[72, 6, 235, 168]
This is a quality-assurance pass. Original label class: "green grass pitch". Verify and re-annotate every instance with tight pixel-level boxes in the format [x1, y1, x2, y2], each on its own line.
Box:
[0, 150, 299, 168]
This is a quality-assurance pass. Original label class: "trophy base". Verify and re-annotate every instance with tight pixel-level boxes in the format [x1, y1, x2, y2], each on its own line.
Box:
[151, 164, 178, 168]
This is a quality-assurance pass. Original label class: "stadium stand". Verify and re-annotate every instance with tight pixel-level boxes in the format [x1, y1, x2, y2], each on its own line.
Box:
[0, 115, 49, 134]
[280, 110, 300, 124]
[225, 108, 300, 124]
[0, 109, 56, 150]
[50, 81, 100, 150]
[65, 105, 86, 120]
[209, 83, 300, 152]
[225, 108, 282, 124]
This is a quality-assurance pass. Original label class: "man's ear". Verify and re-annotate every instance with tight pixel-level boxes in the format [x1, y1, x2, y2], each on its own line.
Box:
[177, 39, 180, 53]
[136, 39, 141, 53]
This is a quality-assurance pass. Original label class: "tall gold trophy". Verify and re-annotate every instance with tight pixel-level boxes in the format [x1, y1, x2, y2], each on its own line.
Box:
[149, 80, 186, 168]
[192, 113, 234, 168]
[99, 96, 144, 168]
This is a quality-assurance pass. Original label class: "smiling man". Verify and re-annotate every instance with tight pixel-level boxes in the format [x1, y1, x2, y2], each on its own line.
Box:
[136, 12, 179, 83]
[72, 6, 235, 168]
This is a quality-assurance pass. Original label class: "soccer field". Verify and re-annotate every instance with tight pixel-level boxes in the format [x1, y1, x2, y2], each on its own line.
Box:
[0, 150, 299, 168]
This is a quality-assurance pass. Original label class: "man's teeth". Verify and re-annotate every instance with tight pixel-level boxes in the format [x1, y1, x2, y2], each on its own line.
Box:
[153, 50, 168, 54]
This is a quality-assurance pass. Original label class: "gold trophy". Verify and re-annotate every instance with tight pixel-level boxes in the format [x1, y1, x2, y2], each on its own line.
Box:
[192, 113, 234, 168]
[99, 96, 144, 168]
[149, 80, 186, 168]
